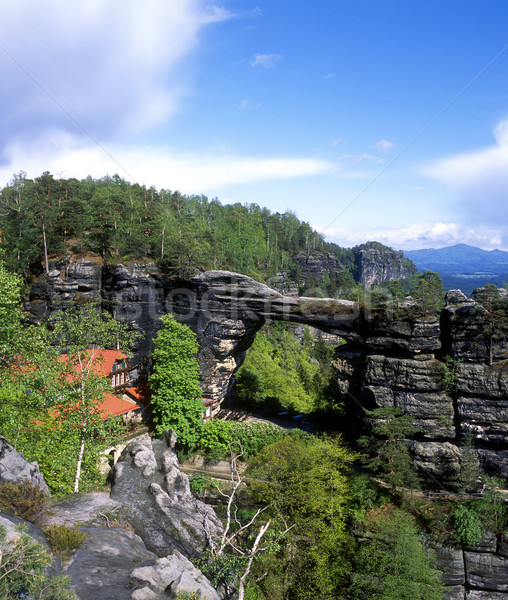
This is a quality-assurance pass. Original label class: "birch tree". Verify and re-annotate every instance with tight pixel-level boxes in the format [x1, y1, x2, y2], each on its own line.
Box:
[49, 303, 139, 492]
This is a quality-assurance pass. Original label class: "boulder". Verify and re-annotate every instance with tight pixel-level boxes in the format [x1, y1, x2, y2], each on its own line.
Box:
[0, 436, 49, 495]
[65, 527, 157, 600]
[130, 550, 220, 600]
[110, 432, 222, 558]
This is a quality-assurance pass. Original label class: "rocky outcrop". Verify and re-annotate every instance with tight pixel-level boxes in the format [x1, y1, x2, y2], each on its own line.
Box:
[431, 529, 508, 599]
[110, 431, 222, 559]
[0, 436, 50, 495]
[353, 243, 417, 287]
[130, 551, 221, 600]
[66, 527, 158, 600]
[0, 430, 222, 599]
[333, 287, 508, 486]
[23, 262, 508, 481]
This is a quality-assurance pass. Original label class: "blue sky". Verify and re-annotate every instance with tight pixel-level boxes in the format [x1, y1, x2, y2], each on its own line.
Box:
[1, 1, 508, 250]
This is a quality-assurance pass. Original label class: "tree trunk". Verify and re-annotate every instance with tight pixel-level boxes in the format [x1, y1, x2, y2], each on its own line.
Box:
[74, 431, 85, 493]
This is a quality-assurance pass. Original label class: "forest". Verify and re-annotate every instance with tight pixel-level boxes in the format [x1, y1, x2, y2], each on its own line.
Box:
[2, 171, 503, 600]
[0, 171, 356, 289]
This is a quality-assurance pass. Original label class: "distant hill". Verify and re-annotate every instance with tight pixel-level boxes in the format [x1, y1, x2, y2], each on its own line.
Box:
[404, 244, 508, 295]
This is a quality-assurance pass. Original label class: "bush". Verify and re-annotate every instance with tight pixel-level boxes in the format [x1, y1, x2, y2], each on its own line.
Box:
[229, 422, 302, 459]
[0, 480, 48, 524]
[0, 525, 76, 599]
[45, 524, 88, 554]
[200, 420, 233, 453]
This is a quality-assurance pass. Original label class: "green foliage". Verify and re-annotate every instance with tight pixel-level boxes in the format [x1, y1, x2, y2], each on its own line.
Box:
[451, 477, 507, 545]
[175, 592, 209, 600]
[0, 172, 342, 283]
[48, 303, 139, 493]
[473, 284, 508, 365]
[229, 421, 297, 459]
[359, 407, 421, 491]
[0, 481, 48, 524]
[189, 474, 210, 494]
[149, 314, 204, 448]
[200, 419, 233, 453]
[411, 271, 445, 316]
[350, 505, 444, 600]
[0, 280, 133, 494]
[0, 525, 76, 599]
[451, 503, 483, 546]
[44, 524, 87, 555]
[442, 355, 460, 395]
[235, 323, 342, 414]
[248, 435, 357, 599]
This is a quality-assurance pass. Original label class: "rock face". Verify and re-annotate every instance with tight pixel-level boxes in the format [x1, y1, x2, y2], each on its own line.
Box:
[333, 288, 508, 485]
[24, 262, 508, 481]
[65, 527, 158, 600]
[0, 436, 50, 495]
[25, 262, 360, 401]
[431, 530, 508, 599]
[353, 244, 417, 287]
[110, 431, 222, 558]
[130, 550, 221, 600]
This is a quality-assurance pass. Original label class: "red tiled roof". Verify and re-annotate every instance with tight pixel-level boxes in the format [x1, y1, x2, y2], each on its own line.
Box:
[59, 349, 129, 378]
[99, 392, 141, 418]
[124, 385, 150, 405]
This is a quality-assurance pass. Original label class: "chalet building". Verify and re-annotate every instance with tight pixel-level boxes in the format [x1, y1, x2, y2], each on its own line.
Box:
[61, 348, 213, 425]
[60, 349, 146, 423]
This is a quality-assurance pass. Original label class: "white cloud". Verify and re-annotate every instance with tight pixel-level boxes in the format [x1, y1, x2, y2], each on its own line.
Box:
[0, 0, 215, 140]
[374, 139, 396, 153]
[0, 132, 335, 193]
[250, 54, 283, 68]
[424, 118, 508, 233]
[321, 222, 506, 251]
[324, 73, 336, 80]
[238, 99, 261, 109]
[201, 4, 237, 23]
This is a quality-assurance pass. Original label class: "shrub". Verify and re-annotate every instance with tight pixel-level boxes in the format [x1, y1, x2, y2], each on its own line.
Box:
[0, 480, 48, 524]
[45, 524, 88, 554]
[229, 422, 302, 459]
[200, 419, 233, 453]
[451, 503, 483, 546]
[0, 525, 76, 599]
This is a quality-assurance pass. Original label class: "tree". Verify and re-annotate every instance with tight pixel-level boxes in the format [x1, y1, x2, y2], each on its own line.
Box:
[247, 435, 357, 600]
[412, 271, 445, 316]
[359, 407, 421, 492]
[350, 505, 444, 600]
[198, 443, 293, 600]
[49, 303, 138, 492]
[0, 525, 76, 599]
[473, 284, 508, 366]
[149, 314, 204, 448]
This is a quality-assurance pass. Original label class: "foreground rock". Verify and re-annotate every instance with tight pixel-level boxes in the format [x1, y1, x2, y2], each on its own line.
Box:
[66, 527, 157, 600]
[110, 431, 222, 558]
[130, 550, 221, 600]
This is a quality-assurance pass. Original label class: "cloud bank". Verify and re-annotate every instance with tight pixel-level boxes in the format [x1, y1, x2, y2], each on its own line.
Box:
[323, 222, 505, 251]
[0, 0, 231, 144]
[424, 118, 508, 247]
[0, 132, 334, 193]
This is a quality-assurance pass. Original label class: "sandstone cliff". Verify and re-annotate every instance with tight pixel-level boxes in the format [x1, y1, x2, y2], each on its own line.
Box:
[24, 260, 508, 487]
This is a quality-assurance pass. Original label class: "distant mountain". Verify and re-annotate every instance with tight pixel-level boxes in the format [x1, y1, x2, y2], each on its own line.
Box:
[403, 244, 508, 295]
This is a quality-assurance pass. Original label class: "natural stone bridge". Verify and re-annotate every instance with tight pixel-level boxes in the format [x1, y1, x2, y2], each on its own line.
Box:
[26, 261, 508, 487]
[25, 261, 508, 597]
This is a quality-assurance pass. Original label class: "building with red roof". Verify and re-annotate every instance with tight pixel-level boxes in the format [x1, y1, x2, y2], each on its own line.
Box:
[59, 349, 146, 422]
